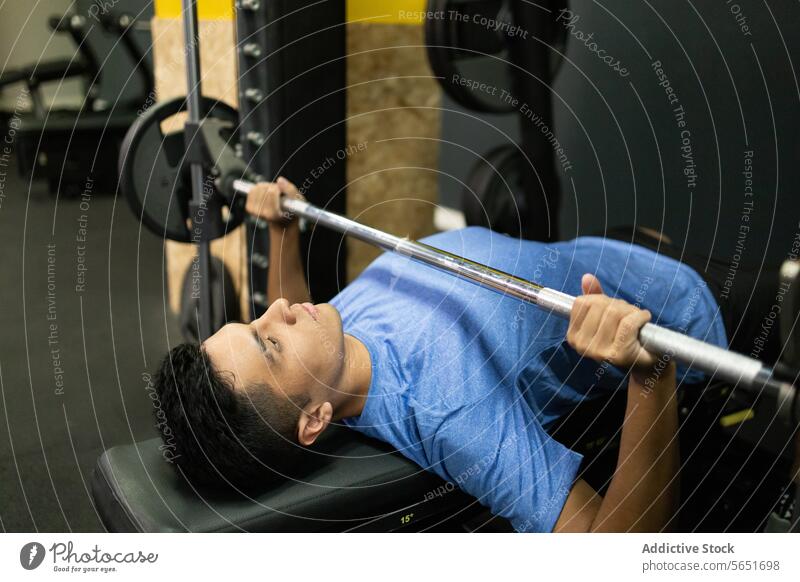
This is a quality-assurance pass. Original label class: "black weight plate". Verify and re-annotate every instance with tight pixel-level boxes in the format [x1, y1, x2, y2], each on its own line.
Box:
[427, 0, 515, 114]
[119, 96, 239, 242]
[462, 144, 527, 237]
[426, 0, 569, 113]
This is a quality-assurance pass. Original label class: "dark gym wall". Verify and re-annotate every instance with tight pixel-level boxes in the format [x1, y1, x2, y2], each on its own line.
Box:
[438, 95, 520, 210]
[552, 0, 800, 268]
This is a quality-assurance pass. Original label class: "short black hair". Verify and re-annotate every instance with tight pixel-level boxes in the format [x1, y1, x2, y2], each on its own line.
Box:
[152, 342, 309, 489]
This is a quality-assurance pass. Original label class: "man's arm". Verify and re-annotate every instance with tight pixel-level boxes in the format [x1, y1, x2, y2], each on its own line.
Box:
[245, 178, 311, 305]
[554, 274, 679, 532]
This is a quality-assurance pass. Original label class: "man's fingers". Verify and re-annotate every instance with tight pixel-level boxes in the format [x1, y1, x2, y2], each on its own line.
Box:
[267, 183, 282, 216]
[244, 182, 290, 223]
[621, 309, 652, 339]
[277, 176, 304, 200]
[574, 300, 608, 354]
[569, 296, 592, 336]
[581, 273, 604, 295]
[616, 309, 652, 357]
[583, 302, 625, 359]
[244, 183, 267, 214]
[276, 177, 305, 221]
[570, 296, 610, 346]
[567, 293, 655, 368]
[594, 305, 625, 359]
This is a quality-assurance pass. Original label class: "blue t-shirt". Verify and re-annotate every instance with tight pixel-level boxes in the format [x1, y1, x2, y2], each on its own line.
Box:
[331, 227, 727, 532]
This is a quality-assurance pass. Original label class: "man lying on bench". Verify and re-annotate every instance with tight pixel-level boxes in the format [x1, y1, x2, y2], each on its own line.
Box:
[152, 178, 785, 533]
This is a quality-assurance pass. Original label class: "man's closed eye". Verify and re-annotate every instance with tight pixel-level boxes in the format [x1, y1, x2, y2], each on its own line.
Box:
[252, 329, 278, 362]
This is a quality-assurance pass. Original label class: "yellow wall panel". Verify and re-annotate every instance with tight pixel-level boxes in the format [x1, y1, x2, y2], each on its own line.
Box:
[156, 1, 427, 24]
[347, 0, 427, 24]
[154, 0, 233, 20]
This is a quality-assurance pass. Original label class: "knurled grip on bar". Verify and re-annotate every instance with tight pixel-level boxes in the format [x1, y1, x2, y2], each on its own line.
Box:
[638, 323, 763, 386]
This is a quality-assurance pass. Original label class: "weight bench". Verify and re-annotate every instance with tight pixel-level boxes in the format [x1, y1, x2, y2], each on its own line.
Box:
[91, 385, 632, 533]
[91, 427, 482, 532]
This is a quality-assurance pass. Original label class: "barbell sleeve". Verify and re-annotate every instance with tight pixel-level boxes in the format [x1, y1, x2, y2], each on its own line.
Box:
[231, 179, 794, 396]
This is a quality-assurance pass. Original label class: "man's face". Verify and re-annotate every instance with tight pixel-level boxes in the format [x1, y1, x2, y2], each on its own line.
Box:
[203, 299, 346, 403]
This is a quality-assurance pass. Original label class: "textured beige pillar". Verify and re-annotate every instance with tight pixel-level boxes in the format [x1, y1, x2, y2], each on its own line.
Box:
[346, 22, 441, 281]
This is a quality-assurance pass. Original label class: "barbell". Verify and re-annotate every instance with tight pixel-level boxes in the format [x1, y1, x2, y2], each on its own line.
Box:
[228, 178, 796, 401]
[119, 95, 797, 405]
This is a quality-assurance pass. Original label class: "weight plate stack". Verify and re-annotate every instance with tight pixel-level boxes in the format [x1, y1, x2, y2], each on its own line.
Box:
[425, 0, 568, 114]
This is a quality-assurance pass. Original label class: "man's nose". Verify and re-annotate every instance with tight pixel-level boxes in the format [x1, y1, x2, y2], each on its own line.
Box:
[259, 298, 296, 329]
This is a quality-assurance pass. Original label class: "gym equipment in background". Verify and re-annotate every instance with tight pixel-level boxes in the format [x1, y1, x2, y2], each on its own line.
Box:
[0, 13, 101, 119]
[179, 255, 240, 343]
[425, 0, 565, 241]
[175, 0, 225, 341]
[782, 260, 800, 368]
[119, 96, 246, 243]
[425, 0, 567, 113]
[461, 144, 527, 237]
[119, 95, 245, 341]
[10, 11, 153, 197]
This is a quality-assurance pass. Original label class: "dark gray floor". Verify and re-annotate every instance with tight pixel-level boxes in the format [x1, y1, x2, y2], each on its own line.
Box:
[0, 154, 181, 531]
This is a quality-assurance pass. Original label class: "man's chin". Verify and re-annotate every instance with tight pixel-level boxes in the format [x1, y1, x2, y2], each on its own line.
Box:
[319, 303, 343, 331]
[317, 302, 338, 317]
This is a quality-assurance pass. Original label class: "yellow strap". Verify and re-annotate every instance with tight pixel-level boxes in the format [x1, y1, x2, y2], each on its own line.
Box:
[719, 408, 755, 428]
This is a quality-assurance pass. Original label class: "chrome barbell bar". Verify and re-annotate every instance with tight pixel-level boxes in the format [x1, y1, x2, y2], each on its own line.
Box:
[232, 179, 796, 400]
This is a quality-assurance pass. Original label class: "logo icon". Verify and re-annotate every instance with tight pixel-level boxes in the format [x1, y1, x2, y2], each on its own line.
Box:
[20, 542, 46, 570]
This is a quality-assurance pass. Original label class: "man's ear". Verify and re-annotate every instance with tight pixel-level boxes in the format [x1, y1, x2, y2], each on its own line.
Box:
[297, 401, 333, 446]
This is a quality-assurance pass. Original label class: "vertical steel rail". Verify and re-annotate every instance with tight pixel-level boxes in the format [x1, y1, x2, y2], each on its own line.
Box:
[181, 0, 212, 340]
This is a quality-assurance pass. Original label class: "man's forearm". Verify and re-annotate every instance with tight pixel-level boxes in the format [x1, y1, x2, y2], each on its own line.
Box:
[590, 362, 679, 532]
[267, 224, 311, 305]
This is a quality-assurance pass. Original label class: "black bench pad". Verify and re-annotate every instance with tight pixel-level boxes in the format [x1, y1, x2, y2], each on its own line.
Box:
[91, 429, 475, 532]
